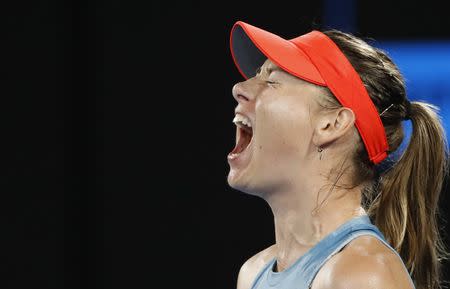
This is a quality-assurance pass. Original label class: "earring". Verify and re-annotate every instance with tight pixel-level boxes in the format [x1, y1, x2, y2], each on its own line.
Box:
[318, 146, 323, 160]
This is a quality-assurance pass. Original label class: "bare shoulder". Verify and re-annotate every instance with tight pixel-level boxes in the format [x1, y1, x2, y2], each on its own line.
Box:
[236, 244, 277, 289]
[311, 235, 415, 289]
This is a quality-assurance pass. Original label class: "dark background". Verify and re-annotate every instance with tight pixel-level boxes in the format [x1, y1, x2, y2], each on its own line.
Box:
[3, 0, 450, 288]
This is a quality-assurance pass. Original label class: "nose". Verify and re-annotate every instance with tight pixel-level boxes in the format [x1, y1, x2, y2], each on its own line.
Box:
[232, 81, 252, 103]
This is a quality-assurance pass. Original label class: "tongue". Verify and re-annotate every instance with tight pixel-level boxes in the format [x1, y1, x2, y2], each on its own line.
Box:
[231, 128, 252, 154]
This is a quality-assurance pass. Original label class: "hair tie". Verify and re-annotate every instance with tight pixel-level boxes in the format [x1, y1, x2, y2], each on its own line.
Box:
[404, 101, 412, 120]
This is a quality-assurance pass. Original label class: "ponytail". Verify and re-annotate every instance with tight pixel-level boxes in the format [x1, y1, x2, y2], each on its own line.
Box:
[368, 101, 450, 289]
[321, 29, 450, 289]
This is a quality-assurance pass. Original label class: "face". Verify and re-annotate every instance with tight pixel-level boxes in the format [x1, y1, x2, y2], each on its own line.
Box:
[227, 59, 326, 196]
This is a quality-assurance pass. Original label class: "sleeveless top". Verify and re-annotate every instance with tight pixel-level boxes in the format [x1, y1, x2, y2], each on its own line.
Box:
[250, 214, 416, 289]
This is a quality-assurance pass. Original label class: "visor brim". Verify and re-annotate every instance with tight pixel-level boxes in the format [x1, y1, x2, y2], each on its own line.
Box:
[230, 21, 326, 86]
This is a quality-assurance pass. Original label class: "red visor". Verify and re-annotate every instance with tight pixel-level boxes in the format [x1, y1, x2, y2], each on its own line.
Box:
[230, 21, 389, 165]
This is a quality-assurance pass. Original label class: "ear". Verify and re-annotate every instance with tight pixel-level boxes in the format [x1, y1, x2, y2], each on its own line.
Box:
[312, 107, 356, 148]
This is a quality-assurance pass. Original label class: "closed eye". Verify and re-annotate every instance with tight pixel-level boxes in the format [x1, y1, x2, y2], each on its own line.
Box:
[266, 80, 279, 86]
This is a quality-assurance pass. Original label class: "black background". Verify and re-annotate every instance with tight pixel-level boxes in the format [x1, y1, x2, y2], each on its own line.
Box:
[3, 1, 450, 288]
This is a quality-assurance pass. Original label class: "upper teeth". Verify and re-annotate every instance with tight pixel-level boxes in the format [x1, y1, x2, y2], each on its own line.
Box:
[233, 114, 252, 128]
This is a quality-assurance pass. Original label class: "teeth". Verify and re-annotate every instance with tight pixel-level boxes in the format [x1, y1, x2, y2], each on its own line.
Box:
[232, 114, 252, 128]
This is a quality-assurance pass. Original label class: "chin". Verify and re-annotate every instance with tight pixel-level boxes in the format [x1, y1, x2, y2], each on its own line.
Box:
[227, 170, 263, 197]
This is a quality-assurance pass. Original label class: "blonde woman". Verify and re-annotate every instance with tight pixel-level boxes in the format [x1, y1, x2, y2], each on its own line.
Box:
[227, 21, 448, 289]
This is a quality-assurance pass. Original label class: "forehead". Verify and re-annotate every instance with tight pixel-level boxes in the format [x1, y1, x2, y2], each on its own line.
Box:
[257, 59, 308, 85]
[257, 60, 305, 84]
[257, 59, 325, 97]
[258, 59, 282, 74]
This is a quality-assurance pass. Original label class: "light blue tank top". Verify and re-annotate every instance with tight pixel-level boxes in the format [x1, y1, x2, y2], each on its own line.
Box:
[250, 214, 416, 289]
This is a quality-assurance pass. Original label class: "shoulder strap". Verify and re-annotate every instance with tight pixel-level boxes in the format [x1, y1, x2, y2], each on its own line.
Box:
[302, 224, 385, 288]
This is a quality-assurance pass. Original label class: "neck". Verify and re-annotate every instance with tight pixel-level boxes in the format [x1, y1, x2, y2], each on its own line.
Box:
[263, 180, 367, 272]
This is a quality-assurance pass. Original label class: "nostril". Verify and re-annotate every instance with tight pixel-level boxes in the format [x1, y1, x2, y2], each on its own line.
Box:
[237, 94, 249, 101]
[232, 83, 252, 102]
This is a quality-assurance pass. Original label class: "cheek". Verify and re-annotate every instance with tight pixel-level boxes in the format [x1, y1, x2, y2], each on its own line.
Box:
[255, 96, 312, 155]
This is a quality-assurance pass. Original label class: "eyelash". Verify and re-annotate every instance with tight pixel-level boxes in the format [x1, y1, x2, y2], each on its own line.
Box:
[266, 81, 277, 85]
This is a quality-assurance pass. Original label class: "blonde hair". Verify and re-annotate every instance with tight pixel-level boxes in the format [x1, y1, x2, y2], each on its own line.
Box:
[318, 29, 450, 289]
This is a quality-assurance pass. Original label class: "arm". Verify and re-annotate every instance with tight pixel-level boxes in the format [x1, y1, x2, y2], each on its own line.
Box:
[327, 254, 415, 289]
[236, 258, 254, 289]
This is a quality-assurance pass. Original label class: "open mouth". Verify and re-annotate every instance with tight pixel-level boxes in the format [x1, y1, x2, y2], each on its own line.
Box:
[231, 125, 253, 155]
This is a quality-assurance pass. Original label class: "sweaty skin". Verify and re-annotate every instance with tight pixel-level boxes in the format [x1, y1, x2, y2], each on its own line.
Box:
[229, 59, 415, 289]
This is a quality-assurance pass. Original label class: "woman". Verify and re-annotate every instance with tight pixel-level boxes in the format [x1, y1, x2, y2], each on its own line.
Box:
[227, 21, 449, 289]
